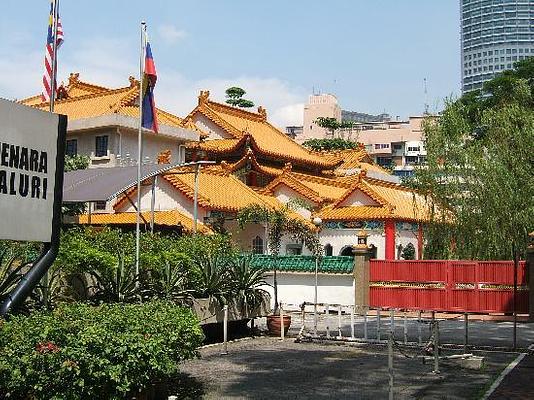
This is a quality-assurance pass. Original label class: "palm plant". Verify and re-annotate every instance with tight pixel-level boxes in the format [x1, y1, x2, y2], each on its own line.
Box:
[229, 256, 269, 316]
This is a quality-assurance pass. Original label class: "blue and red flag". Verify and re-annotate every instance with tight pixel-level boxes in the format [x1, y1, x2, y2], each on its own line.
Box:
[141, 41, 158, 133]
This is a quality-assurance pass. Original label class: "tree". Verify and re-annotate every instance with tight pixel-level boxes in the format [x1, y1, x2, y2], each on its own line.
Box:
[401, 243, 416, 260]
[236, 203, 320, 313]
[413, 58, 534, 260]
[225, 86, 255, 108]
[302, 138, 358, 152]
[314, 117, 355, 139]
[62, 155, 90, 217]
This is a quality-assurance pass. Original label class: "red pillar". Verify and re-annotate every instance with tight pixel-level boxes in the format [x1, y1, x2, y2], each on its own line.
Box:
[417, 223, 424, 260]
[385, 220, 395, 260]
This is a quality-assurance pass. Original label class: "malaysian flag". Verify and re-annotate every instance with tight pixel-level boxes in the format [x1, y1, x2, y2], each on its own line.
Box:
[141, 39, 158, 133]
[42, 0, 64, 102]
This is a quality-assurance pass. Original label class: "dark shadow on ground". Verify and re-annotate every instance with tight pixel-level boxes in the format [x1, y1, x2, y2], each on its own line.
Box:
[179, 340, 516, 399]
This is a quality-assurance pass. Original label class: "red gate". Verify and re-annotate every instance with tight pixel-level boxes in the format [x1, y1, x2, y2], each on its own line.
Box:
[369, 260, 528, 313]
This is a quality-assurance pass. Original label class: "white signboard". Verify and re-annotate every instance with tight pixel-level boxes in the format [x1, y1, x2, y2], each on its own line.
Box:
[0, 99, 62, 242]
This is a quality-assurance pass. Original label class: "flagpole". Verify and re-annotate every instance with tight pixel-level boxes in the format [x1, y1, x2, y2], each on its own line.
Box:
[135, 21, 146, 282]
[49, 0, 60, 113]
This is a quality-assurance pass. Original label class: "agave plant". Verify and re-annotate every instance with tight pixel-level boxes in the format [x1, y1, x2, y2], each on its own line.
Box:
[0, 243, 25, 305]
[88, 252, 141, 303]
[189, 254, 232, 306]
[145, 254, 191, 303]
[29, 266, 73, 310]
[229, 256, 270, 316]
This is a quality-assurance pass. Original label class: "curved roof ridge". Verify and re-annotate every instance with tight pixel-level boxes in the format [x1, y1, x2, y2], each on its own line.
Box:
[264, 171, 323, 204]
[331, 174, 392, 209]
[206, 100, 265, 122]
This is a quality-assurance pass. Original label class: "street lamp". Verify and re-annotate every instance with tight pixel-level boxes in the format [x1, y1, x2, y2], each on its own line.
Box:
[312, 216, 322, 336]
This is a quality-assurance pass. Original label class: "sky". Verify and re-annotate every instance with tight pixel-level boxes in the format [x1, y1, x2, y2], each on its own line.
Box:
[0, 1, 460, 129]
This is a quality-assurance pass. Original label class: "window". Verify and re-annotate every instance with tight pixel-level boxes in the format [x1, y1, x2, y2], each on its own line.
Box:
[374, 143, 390, 150]
[66, 139, 77, 157]
[376, 157, 392, 166]
[324, 244, 333, 257]
[285, 244, 302, 255]
[94, 201, 106, 210]
[252, 236, 264, 254]
[95, 135, 108, 157]
[407, 146, 420, 152]
[393, 144, 403, 150]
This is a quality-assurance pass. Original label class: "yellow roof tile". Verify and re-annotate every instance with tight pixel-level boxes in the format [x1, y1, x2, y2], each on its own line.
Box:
[317, 173, 430, 222]
[19, 73, 183, 128]
[77, 210, 212, 234]
[318, 206, 393, 221]
[189, 93, 338, 169]
[162, 167, 279, 212]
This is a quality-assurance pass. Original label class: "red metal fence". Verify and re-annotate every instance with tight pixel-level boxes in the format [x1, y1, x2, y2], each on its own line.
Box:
[369, 260, 529, 314]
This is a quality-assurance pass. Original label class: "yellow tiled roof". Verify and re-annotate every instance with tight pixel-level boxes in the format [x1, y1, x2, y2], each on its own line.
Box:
[187, 92, 338, 169]
[19, 73, 183, 128]
[316, 172, 430, 222]
[77, 210, 212, 234]
[263, 172, 324, 204]
[289, 172, 353, 201]
[187, 137, 245, 154]
[162, 167, 279, 212]
[318, 206, 393, 221]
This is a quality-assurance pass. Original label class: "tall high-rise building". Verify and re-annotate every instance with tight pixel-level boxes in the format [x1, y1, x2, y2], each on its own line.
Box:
[461, 0, 534, 93]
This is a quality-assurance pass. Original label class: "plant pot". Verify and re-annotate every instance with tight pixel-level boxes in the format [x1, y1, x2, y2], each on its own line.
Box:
[266, 314, 291, 336]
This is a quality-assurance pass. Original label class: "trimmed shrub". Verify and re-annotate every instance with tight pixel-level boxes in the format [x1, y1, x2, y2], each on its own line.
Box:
[0, 301, 204, 399]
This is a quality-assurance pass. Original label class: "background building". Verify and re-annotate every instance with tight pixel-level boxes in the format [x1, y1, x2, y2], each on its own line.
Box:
[357, 117, 426, 177]
[461, 0, 534, 92]
[301, 93, 341, 142]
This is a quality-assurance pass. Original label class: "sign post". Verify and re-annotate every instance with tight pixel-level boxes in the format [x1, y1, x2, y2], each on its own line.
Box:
[0, 99, 66, 316]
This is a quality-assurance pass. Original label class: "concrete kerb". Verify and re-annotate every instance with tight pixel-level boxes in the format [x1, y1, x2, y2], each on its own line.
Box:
[481, 352, 527, 400]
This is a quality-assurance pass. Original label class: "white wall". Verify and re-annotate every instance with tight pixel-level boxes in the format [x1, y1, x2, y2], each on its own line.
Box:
[193, 114, 232, 140]
[273, 185, 314, 219]
[321, 228, 385, 258]
[340, 190, 380, 207]
[261, 272, 354, 310]
[114, 178, 208, 222]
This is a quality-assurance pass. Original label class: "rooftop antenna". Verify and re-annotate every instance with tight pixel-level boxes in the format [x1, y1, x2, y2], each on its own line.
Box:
[423, 78, 429, 115]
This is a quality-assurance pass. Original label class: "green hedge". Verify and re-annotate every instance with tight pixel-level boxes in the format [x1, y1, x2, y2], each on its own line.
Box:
[0, 301, 204, 399]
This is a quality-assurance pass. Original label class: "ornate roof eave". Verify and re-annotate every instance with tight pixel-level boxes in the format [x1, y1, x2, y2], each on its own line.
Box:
[330, 170, 392, 209]
[189, 92, 339, 170]
[317, 206, 427, 223]
[263, 166, 325, 205]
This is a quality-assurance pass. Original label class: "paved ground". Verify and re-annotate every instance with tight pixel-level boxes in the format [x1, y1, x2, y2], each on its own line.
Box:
[258, 311, 534, 349]
[176, 337, 517, 399]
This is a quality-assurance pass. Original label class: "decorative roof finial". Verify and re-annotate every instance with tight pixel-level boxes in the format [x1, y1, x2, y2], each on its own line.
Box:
[283, 162, 292, 173]
[257, 106, 267, 121]
[199, 90, 210, 106]
[68, 72, 80, 86]
[128, 76, 138, 88]
[157, 150, 171, 164]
